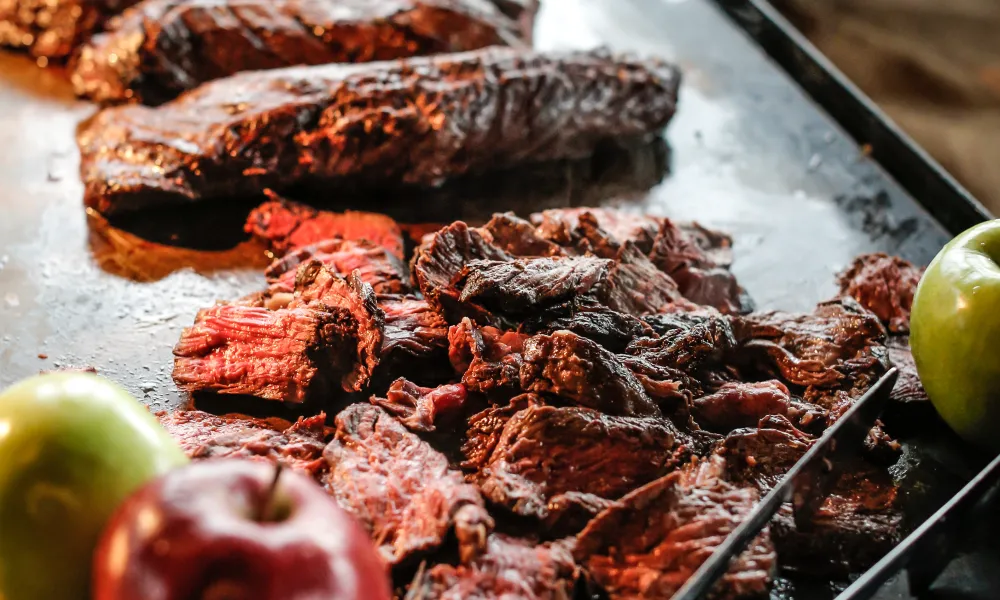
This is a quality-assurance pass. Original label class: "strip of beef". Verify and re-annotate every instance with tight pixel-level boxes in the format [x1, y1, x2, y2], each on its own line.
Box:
[481, 212, 565, 257]
[371, 378, 467, 433]
[172, 304, 342, 403]
[72, 0, 522, 105]
[407, 534, 577, 600]
[78, 47, 681, 214]
[376, 294, 452, 386]
[461, 393, 544, 472]
[469, 404, 678, 522]
[324, 404, 494, 566]
[246, 196, 405, 258]
[266, 238, 409, 295]
[604, 241, 696, 315]
[521, 300, 653, 354]
[693, 381, 792, 434]
[413, 221, 514, 319]
[574, 457, 775, 600]
[289, 262, 384, 391]
[156, 410, 331, 479]
[838, 253, 923, 334]
[0, 0, 139, 58]
[449, 318, 527, 395]
[721, 415, 814, 492]
[887, 336, 928, 403]
[521, 330, 661, 417]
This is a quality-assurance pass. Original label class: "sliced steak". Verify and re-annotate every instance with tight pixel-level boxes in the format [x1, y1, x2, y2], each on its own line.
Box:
[837, 253, 923, 334]
[156, 410, 331, 479]
[520, 330, 661, 417]
[371, 379, 468, 433]
[720, 415, 814, 492]
[692, 380, 792, 434]
[887, 336, 928, 403]
[323, 404, 494, 566]
[79, 48, 681, 214]
[604, 241, 695, 315]
[469, 404, 678, 522]
[574, 457, 775, 600]
[481, 211, 565, 257]
[172, 304, 342, 403]
[522, 301, 653, 354]
[267, 238, 409, 296]
[72, 0, 522, 105]
[407, 534, 577, 600]
[449, 318, 527, 395]
[246, 196, 405, 258]
[461, 393, 544, 473]
[376, 294, 452, 386]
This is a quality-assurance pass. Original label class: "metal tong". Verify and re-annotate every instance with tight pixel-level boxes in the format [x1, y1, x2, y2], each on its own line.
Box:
[673, 367, 900, 600]
[836, 447, 1000, 599]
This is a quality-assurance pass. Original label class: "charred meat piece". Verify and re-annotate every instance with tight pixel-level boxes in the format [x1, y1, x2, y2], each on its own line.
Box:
[246, 196, 405, 258]
[721, 414, 814, 492]
[522, 300, 654, 354]
[692, 380, 792, 434]
[469, 404, 678, 521]
[0, 0, 139, 58]
[838, 253, 923, 334]
[449, 318, 527, 395]
[376, 294, 452, 386]
[266, 238, 409, 295]
[78, 47, 681, 214]
[481, 211, 565, 257]
[461, 393, 544, 472]
[289, 263, 385, 391]
[574, 457, 775, 599]
[324, 404, 494, 566]
[604, 241, 695, 315]
[172, 304, 344, 403]
[371, 378, 467, 433]
[521, 330, 661, 417]
[407, 534, 578, 600]
[887, 336, 928, 403]
[156, 410, 331, 479]
[543, 492, 616, 537]
[531, 207, 663, 252]
[72, 0, 523, 105]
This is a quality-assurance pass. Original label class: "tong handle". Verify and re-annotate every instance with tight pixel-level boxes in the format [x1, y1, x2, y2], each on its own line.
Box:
[837, 452, 1000, 600]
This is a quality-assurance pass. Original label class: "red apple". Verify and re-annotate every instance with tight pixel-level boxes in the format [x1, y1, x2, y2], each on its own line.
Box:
[92, 459, 391, 600]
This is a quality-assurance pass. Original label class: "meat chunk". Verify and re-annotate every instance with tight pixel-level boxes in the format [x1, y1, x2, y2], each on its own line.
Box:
[0, 0, 140, 58]
[172, 305, 343, 403]
[156, 410, 331, 479]
[692, 380, 792, 433]
[522, 301, 653, 354]
[246, 196, 405, 258]
[376, 295, 452, 386]
[887, 336, 928, 403]
[78, 48, 681, 214]
[449, 318, 527, 395]
[481, 212, 565, 258]
[469, 404, 678, 521]
[266, 237, 409, 296]
[520, 331, 661, 417]
[604, 242, 695, 315]
[72, 0, 523, 105]
[720, 414, 814, 492]
[323, 404, 494, 566]
[837, 253, 923, 333]
[407, 535, 577, 600]
[371, 379, 467, 433]
[461, 393, 544, 472]
[574, 457, 775, 600]
[289, 263, 384, 391]
[531, 207, 662, 252]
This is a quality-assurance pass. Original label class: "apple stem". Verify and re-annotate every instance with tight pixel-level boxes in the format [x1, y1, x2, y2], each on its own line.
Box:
[258, 462, 285, 522]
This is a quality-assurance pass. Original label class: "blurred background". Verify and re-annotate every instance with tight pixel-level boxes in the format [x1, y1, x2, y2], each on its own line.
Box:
[774, 0, 1000, 214]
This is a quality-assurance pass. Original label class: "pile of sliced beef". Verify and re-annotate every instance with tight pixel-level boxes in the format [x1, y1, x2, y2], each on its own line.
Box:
[165, 199, 926, 598]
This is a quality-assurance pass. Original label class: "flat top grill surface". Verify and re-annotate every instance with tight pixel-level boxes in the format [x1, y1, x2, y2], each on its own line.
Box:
[0, 0, 995, 598]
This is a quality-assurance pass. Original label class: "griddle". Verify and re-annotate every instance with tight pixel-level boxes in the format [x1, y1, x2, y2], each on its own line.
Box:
[0, 0, 998, 598]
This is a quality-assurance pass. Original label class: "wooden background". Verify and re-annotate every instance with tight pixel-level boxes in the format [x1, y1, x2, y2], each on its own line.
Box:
[775, 0, 1000, 214]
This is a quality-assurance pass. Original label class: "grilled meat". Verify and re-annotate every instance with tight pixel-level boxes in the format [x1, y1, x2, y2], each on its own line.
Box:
[371, 378, 468, 433]
[77, 47, 681, 214]
[265, 237, 410, 296]
[72, 0, 523, 105]
[0, 0, 139, 58]
[837, 253, 923, 334]
[887, 336, 928, 403]
[375, 294, 453, 387]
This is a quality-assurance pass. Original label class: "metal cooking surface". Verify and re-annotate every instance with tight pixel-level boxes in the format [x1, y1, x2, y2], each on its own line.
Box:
[0, 0, 993, 598]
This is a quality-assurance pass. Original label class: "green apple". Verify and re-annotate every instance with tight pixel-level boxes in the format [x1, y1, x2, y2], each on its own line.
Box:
[911, 219, 1000, 449]
[0, 372, 187, 600]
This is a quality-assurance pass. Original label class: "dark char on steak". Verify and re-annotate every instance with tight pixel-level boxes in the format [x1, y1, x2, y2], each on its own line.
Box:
[72, 0, 524, 105]
[77, 47, 680, 214]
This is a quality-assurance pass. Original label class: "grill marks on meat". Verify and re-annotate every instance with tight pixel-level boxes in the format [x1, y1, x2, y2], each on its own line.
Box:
[371, 378, 467, 433]
[72, 0, 523, 105]
[266, 237, 409, 296]
[574, 457, 775, 599]
[172, 304, 343, 403]
[0, 0, 140, 58]
[246, 196, 405, 258]
[156, 410, 331, 479]
[408, 534, 578, 600]
[837, 253, 923, 334]
[520, 330, 661, 417]
[78, 48, 681, 214]
[469, 404, 678, 522]
[324, 404, 493, 566]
